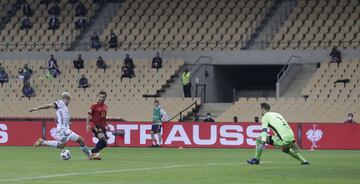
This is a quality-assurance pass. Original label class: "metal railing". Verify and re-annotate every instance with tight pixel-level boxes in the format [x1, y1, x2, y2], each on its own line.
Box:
[0, 40, 357, 51]
[277, 55, 301, 81]
[276, 55, 302, 98]
[189, 56, 212, 79]
[168, 101, 198, 122]
[188, 56, 212, 103]
[0, 42, 72, 50]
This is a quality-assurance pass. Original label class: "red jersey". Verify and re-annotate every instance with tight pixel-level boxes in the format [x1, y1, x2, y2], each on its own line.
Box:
[88, 102, 107, 129]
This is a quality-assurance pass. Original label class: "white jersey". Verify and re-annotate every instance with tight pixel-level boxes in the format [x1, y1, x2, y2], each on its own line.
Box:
[54, 100, 71, 130]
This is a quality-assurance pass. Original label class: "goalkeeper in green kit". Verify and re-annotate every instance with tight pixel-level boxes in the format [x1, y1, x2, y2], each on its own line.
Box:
[247, 103, 310, 165]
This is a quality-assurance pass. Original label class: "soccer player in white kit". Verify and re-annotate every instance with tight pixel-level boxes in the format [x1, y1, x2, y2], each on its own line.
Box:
[30, 92, 93, 159]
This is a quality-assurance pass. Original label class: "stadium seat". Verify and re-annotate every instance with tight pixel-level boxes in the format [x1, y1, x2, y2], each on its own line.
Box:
[271, 0, 360, 49]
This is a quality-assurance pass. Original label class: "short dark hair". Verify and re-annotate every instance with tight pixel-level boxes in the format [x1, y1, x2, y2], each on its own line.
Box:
[260, 103, 271, 111]
[348, 113, 354, 117]
[154, 100, 159, 103]
[99, 90, 107, 97]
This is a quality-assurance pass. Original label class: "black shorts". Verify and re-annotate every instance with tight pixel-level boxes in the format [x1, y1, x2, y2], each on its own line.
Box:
[151, 124, 162, 133]
[92, 126, 108, 139]
[268, 136, 274, 145]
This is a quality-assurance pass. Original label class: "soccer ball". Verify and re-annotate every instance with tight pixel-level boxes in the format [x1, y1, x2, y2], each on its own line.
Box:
[60, 149, 71, 160]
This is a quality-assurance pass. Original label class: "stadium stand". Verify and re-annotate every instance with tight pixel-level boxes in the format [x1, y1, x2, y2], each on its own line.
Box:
[0, 0, 99, 51]
[0, 0, 17, 24]
[217, 59, 360, 122]
[271, 0, 360, 49]
[99, 0, 274, 50]
[0, 58, 200, 121]
[0, 0, 358, 124]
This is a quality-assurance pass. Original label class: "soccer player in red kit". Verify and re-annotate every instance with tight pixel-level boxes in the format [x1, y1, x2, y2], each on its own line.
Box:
[86, 90, 108, 159]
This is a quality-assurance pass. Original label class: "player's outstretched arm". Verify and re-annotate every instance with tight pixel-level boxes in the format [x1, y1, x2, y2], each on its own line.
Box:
[29, 103, 55, 112]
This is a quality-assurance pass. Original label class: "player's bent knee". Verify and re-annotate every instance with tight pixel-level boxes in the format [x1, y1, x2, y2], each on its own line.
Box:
[102, 139, 108, 147]
[98, 138, 108, 148]
[57, 143, 65, 149]
[77, 137, 85, 146]
[282, 147, 290, 153]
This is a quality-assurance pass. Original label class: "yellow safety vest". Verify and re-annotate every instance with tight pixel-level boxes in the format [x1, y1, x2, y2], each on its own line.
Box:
[182, 72, 190, 85]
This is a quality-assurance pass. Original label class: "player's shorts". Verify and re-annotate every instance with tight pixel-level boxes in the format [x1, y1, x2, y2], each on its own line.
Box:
[92, 125, 108, 139]
[56, 128, 80, 143]
[269, 135, 295, 148]
[151, 124, 162, 133]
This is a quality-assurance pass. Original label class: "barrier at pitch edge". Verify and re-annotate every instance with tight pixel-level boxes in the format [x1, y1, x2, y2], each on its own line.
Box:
[43, 121, 269, 148]
[300, 123, 360, 150]
[0, 121, 359, 149]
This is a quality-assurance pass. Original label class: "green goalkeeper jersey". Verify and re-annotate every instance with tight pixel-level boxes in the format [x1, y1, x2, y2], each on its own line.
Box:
[261, 112, 295, 142]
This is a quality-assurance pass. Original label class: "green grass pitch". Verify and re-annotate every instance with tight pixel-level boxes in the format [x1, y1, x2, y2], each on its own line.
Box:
[0, 147, 359, 184]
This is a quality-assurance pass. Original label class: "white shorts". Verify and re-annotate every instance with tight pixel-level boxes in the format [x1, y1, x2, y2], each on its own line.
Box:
[56, 128, 80, 143]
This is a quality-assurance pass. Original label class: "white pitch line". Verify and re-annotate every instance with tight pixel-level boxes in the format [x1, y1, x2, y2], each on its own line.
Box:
[0, 161, 272, 182]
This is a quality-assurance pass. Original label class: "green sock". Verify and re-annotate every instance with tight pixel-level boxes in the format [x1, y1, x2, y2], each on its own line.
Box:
[255, 139, 263, 160]
[287, 148, 307, 163]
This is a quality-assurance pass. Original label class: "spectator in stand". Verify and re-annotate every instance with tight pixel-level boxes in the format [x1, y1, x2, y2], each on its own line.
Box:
[108, 31, 118, 48]
[48, 54, 61, 78]
[344, 113, 356, 123]
[73, 54, 84, 73]
[48, 2, 61, 16]
[124, 54, 135, 69]
[18, 64, 33, 86]
[75, 2, 87, 16]
[96, 56, 108, 72]
[22, 81, 36, 99]
[69, 0, 79, 6]
[90, 32, 101, 50]
[78, 74, 90, 91]
[330, 46, 342, 64]
[22, 2, 33, 16]
[121, 64, 135, 81]
[0, 64, 9, 87]
[151, 52, 163, 70]
[48, 15, 60, 33]
[75, 16, 87, 30]
[20, 16, 32, 33]
[181, 69, 191, 97]
[203, 113, 215, 122]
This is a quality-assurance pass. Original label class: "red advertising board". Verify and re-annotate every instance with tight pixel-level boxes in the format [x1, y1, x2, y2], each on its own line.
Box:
[300, 123, 360, 150]
[108, 122, 265, 148]
[0, 121, 42, 146]
[1, 120, 359, 150]
[43, 121, 296, 148]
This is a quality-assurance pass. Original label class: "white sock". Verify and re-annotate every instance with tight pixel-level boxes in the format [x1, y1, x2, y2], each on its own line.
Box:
[80, 146, 91, 157]
[42, 140, 59, 147]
